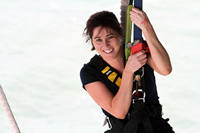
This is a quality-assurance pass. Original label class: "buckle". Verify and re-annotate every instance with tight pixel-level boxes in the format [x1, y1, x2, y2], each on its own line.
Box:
[132, 89, 145, 103]
[132, 67, 145, 104]
[134, 67, 144, 78]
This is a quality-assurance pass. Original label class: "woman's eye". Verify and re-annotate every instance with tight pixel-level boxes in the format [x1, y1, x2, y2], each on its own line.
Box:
[108, 35, 114, 39]
[96, 39, 102, 42]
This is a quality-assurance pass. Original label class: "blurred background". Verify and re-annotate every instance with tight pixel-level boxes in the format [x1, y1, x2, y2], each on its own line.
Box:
[0, 0, 199, 132]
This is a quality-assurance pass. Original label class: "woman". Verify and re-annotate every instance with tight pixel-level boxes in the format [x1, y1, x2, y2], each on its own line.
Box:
[80, 8, 174, 133]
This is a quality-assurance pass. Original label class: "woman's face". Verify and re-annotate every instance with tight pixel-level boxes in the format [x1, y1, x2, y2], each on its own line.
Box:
[92, 26, 122, 61]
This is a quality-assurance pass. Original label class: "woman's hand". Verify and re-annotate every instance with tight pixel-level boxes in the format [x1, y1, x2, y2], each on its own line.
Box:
[130, 7, 150, 31]
[125, 50, 147, 74]
[130, 7, 172, 75]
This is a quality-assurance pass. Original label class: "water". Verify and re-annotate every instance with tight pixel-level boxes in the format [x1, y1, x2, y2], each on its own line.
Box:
[0, 0, 199, 132]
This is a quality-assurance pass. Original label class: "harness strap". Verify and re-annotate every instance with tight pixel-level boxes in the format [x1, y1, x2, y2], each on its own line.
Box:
[133, 0, 143, 40]
[126, 102, 153, 133]
[142, 117, 154, 133]
[132, 1, 154, 132]
[108, 118, 127, 133]
[121, 109, 148, 133]
[88, 55, 122, 90]
[106, 103, 162, 133]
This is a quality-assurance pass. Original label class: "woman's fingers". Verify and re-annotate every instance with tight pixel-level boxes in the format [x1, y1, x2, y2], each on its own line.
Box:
[135, 50, 147, 65]
[126, 50, 147, 72]
[130, 7, 149, 30]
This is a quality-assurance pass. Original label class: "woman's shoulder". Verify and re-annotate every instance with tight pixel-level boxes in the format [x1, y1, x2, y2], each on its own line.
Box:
[80, 56, 101, 89]
[80, 55, 99, 75]
[80, 64, 93, 77]
[80, 54, 102, 75]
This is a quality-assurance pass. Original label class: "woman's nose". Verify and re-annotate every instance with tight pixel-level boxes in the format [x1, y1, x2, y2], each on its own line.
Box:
[103, 39, 110, 46]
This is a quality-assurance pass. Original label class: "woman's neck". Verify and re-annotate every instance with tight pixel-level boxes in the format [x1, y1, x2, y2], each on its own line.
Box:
[103, 48, 124, 74]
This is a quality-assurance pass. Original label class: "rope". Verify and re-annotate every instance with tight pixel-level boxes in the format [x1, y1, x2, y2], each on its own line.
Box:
[0, 85, 21, 133]
[120, 0, 129, 43]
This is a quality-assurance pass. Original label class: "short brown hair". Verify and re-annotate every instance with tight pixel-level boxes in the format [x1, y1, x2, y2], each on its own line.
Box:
[83, 11, 123, 50]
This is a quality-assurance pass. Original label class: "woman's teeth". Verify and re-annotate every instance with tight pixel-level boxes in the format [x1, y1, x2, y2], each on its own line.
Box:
[104, 48, 113, 53]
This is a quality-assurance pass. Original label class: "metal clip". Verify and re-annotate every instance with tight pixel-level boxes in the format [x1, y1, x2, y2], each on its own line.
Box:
[132, 89, 145, 103]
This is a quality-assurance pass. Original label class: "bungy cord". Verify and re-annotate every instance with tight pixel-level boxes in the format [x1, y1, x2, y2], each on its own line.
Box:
[0, 85, 21, 133]
[120, 0, 129, 43]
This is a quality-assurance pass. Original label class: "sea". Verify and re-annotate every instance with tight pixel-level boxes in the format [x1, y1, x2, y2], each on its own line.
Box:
[0, 0, 199, 132]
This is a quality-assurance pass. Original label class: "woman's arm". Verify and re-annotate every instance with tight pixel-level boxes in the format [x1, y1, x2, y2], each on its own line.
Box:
[130, 7, 172, 75]
[85, 70, 133, 119]
[85, 50, 147, 119]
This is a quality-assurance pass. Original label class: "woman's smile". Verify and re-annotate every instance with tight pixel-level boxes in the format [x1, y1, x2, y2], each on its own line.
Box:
[92, 26, 122, 61]
[103, 48, 114, 54]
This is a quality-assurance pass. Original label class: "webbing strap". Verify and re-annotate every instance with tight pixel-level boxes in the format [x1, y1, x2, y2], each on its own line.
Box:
[124, 0, 144, 60]
[134, 0, 143, 40]
[88, 55, 122, 95]
[132, 0, 146, 95]
[121, 109, 147, 133]
[107, 103, 162, 133]
[108, 119, 127, 133]
[142, 117, 154, 133]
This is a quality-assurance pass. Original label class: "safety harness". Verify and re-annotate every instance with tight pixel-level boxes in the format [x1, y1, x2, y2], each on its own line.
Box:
[87, 0, 162, 132]
[87, 55, 162, 133]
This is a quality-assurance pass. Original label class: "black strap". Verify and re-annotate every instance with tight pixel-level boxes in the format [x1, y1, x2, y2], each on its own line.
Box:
[142, 116, 154, 133]
[108, 118, 127, 133]
[108, 103, 162, 133]
[121, 109, 147, 133]
[88, 55, 122, 88]
[87, 54, 156, 133]
[134, 0, 143, 40]
[132, 0, 146, 94]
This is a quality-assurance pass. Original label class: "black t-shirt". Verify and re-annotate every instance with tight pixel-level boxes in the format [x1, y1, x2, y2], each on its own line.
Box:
[80, 55, 159, 116]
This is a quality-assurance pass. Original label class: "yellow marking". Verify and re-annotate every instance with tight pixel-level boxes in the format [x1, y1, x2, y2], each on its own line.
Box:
[101, 66, 110, 74]
[115, 77, 122, 87]
[108, 72, 117, 82]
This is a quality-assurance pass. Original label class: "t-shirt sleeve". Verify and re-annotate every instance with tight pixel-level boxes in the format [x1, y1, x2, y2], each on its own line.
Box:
[80, 64, 100, 90]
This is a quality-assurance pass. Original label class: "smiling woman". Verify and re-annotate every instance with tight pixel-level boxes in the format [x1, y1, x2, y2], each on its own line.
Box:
[83, 11, 123, 51]
[80, 8, 174, 133]
[83, 11, 125, 73]
[92, 27, 123, 64]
